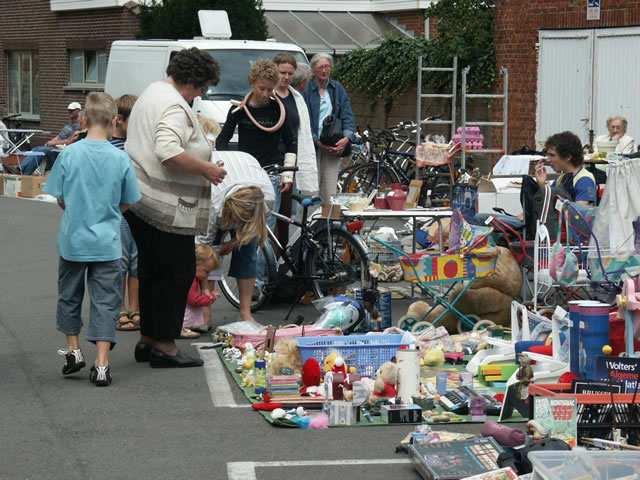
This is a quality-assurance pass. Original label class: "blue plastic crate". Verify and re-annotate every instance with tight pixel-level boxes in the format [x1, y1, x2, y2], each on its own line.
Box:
[296, 334, 407, 378]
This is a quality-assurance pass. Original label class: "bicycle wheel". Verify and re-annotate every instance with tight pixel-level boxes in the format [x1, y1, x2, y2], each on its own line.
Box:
[306, 226, 369, 298]
[342, 163, 401, 195]
[218, 233, 277, 312]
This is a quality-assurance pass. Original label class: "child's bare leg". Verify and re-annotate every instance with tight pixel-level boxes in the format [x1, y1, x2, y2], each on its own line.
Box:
[128, 276, 140, 312]
[238, 278, 256, 322]
[96, 341, 110, 366]
[66, 335, 80, 350]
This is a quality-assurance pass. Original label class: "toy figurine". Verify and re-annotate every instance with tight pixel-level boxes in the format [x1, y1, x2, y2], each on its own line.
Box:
[516, 355, 534, 400]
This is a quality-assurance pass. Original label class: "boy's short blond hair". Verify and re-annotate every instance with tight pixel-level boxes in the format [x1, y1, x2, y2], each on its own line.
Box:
[115, 94, 138, 120]
[248, 59, 279, 86]
[195, 244, 220, 271]
[85, 92, 117, 128]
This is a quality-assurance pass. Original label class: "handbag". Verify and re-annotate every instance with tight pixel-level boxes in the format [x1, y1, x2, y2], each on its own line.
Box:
[319, 88, 351, 157]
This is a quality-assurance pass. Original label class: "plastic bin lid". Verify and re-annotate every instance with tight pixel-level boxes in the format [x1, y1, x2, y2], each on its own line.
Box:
[528, 450, 640, 480]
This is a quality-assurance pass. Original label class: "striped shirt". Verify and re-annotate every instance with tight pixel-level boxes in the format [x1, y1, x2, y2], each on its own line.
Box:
[109, 137, 125, 151]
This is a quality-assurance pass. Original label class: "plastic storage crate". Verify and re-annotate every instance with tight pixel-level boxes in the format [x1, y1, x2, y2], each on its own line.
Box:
[528, 450, 640, 480]
[296, 334, 408, 377]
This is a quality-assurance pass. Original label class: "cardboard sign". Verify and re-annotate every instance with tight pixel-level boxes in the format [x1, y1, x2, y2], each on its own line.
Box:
[587, 0, 601, 21]
[594, 356, 640, 392]
[533, 397, 578, 448]
[573, 381, 622, 395]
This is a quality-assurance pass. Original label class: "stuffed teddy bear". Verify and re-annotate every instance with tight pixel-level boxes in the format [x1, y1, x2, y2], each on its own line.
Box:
[370, 361, 398, 401]
[268, 339, 302, 376]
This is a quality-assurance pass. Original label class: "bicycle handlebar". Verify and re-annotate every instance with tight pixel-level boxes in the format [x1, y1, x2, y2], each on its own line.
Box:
[264, 165, 299, 175]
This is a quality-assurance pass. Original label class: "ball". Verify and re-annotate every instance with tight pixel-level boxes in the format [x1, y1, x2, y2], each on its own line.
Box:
[602, 345, 613, 355]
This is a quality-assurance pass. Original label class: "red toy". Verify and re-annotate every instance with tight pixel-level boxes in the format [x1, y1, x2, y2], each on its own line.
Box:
[300, 358, 322, 395]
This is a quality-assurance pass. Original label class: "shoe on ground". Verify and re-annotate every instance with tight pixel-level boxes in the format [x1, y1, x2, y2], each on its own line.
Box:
[179, 327, 200, 339]
[89, 365, 112, 387]
[149, 348, 204, 368]
[189, 325, 211, 334]
[58, 348, 86, 375]
[134, 341, 152, 363]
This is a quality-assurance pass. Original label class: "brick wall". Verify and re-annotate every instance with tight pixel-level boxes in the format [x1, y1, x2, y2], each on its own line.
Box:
[495, 0, 640, 150]
[0, 0, 139, 142]
[385, 9, 425, 37]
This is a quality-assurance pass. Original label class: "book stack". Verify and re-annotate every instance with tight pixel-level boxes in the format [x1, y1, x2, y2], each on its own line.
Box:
[479, 362, 519, 383]
[267, 374, 301, 398]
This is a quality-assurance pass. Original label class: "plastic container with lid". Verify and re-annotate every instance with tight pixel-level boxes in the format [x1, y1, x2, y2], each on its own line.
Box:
[528, 450, 640, 480]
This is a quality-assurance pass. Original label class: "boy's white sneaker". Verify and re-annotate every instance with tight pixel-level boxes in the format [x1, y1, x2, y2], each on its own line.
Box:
[57, 348, 86, 375]
[89, 365, 112, 387]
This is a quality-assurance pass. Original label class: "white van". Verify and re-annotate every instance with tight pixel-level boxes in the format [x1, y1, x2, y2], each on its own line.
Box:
[104, 11, 307, 125]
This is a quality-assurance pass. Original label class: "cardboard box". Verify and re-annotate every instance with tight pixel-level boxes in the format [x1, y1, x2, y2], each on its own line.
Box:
[4, 175, 21, 197]
[321, 203, 342, 219]
[381, 404, 422, 424]
[19, 175, 46, 198]
[329, 400, 356, 426]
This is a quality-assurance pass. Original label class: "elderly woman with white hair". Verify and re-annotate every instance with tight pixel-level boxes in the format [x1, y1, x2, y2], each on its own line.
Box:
[303, 53, 356, 205]
[594, 116, 635, 154]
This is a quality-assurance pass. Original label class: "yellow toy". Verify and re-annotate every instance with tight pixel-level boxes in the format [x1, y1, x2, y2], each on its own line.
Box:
[323, 351, 340, 373]
[422, 346, 445, 367]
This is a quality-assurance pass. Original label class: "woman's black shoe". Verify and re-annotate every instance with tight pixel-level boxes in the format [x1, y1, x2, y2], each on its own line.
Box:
[134, 341, 152, 363]
[149, 349, 204, 368]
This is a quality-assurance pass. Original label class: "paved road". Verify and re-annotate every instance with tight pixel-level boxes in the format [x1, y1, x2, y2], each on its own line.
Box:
[0, 197, 484, 480]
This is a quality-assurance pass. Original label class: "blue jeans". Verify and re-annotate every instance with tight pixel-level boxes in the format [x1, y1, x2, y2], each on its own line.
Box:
[20, 146, 59, 174]
[56, 258, 123, 346]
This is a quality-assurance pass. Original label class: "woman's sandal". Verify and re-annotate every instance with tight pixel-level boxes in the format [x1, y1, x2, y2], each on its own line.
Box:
[128, 311, 142, 330]
[190, 325, 211, 334]
[116, 312, 139, 331]
[180, 328, 200, 339]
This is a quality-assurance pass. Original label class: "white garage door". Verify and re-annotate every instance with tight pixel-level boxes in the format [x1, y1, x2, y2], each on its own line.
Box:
[537, 30, 593, 145]
[593, 27, 640, 148]
[537, 26, 640, 150]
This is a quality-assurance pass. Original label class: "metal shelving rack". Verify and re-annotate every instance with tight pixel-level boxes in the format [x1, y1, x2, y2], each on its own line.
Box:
[415, 56, 458, 149]
[460, 66, 509, 170]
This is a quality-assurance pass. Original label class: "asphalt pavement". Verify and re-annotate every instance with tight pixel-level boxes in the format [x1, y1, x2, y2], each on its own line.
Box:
[0, 196, 485, 480]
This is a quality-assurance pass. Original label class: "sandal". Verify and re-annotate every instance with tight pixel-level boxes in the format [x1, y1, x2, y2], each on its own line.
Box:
[180, 328, 200, 339]
[190, 325, 211, 334]
[128, 311, 142, 330]
[116, 312, 138, 331]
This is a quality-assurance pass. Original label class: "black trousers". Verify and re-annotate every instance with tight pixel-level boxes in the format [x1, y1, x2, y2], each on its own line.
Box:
[125, 211, 195, 341]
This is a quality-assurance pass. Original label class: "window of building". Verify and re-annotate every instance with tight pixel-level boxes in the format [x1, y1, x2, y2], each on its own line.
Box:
[7, 50, 40, 117]
[69, 50, 108, 85]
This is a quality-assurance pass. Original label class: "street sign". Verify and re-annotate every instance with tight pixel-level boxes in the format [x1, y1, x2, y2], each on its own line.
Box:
[587, 0, 601, 21]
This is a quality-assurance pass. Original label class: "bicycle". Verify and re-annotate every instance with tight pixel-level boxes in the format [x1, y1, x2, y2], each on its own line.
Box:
[218, 166, 370, 316]
[340, 127, 415, 195]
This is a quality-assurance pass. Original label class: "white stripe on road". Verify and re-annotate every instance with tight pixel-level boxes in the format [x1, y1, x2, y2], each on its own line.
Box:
[227, 459, 412, 480]
[227, 462, 258, 480]
[194, 343, 250, 409]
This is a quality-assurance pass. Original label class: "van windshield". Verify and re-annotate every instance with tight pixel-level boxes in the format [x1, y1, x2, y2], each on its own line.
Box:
[203, 49, 308, 101]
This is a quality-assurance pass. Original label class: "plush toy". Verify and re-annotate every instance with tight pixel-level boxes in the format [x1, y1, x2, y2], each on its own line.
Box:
[422, 346, 445, 367]
[370, 361, 398, 401]
[332, 356, 348, 376]
[300, 357, 322, 395]
[323, 351, 340, 373]
[397, 301, 430, 331]
[268, 338, 302, 375]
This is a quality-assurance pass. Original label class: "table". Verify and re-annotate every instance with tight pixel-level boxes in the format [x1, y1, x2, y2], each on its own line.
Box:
[342, 207, 453, 252]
